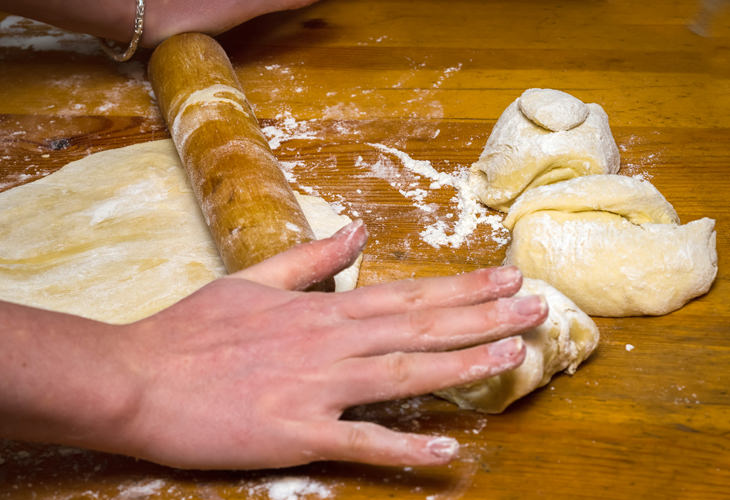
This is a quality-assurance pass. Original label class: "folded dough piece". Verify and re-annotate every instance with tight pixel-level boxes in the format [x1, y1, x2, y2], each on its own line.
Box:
[469, 88, 620, 212]
[0, 139, 361, 324]
[436, 278, 599, 414]
[503, 175, 718, 316]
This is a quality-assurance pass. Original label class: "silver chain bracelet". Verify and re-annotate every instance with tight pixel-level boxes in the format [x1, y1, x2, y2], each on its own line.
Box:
[98, 0, 145, 62]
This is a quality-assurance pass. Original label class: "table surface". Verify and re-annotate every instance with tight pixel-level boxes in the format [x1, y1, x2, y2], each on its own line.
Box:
[1, 1, 729, 498]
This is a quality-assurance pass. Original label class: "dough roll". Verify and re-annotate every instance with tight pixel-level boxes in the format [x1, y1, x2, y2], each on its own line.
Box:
[436, 278, 599, 414]
[503, 175, 718, 317]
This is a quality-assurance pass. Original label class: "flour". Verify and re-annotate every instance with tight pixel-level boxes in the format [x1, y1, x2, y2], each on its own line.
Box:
[261, 111, 318, 150]
[22, 61, 158, 117]
[116, 479, 166, 499]
[279, 160, 306, 183]
[170, 84, 250, 148]
[618, 135, 655, 180]
[432, 64, 463, 89]
[249, 477, 332, 500]
[364, 143, 509, 249]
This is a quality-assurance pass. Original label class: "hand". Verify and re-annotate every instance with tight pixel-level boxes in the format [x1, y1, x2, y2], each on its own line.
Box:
[0, 0, 321, 47]
[115, 220, 547, 469]
[142, 0, 321, 46]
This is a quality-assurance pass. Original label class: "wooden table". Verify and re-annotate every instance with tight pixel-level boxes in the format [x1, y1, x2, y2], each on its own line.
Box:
[1, 1, 729, 498]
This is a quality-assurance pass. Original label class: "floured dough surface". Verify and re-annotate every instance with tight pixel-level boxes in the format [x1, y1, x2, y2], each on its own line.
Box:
[436, 278, 599, 414]
[469, 88, 619, 211]
[502, 174, 679, 229]
[504, 175, 718, 317]
[0, 139, 361, 324]
[518, 88, 589, 132]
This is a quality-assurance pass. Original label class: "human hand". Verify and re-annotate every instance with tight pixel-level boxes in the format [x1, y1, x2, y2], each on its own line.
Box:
[0, 0, 321, 48]
[114, 220, 546, 470]
[142, 0, 321, 46]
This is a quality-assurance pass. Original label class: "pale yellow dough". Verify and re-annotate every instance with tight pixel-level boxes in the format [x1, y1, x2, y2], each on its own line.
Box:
[469, 88, 620, 212]
[503, 175, 718, 317]
[0, 139, 361, 324]
[436, 278, 599, 414]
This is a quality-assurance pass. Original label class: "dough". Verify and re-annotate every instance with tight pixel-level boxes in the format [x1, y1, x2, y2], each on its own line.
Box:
[436, 278, 599, 414]
[0, 140, 361, 324]
[502, 173, 680, 229]
[518, 88, 589, 131]
[503, 175, 718, 317]
[469, 88, 620, 212]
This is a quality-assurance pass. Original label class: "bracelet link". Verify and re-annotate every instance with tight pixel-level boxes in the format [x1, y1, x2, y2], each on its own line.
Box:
[98, 0, 145, 62]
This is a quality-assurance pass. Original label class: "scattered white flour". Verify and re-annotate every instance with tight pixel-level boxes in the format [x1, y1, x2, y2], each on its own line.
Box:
[432, 63, 463, 89]
[365, 143, 509, 249]
[116, 479, 166, 499]
[250, 477, 332, 500]
[625, 343, 635, 352]
[369, 143, 452, 187]
[279, 159, 306, 183]
[356, 35, 389, 45]
[0, 16, 100, 55]
[618, 135, 655, 180]
[261, 111, 318, 149]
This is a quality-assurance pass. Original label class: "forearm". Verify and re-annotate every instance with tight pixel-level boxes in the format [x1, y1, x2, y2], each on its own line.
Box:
[0, 0, 140, 43]
[0, 300, 141, 452]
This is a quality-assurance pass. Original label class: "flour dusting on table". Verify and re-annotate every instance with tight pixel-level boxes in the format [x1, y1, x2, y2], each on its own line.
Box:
[259, 102, 508, 250]
[249, 477, 333, 500]
[365, 143, 508, 249]
[261, 111, 318, 150]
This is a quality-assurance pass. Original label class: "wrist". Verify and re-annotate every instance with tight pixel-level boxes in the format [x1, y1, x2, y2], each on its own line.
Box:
[0, 303, 145, 455]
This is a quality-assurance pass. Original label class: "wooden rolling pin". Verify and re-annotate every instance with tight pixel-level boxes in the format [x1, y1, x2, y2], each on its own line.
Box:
[148, 33, 334, 290]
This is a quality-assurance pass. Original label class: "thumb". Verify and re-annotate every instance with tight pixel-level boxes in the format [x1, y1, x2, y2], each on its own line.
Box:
[230, 220, 367, 291]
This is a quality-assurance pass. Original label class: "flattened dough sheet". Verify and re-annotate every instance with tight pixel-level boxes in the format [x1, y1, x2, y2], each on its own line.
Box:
[0, 139, 361, 324]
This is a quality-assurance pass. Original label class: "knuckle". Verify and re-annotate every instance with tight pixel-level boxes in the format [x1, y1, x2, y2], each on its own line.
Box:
[384, 352, 412, 385]
[397, 279, 426, 307]
[345, 425, 371, 453]
[406, 311, 436, 338]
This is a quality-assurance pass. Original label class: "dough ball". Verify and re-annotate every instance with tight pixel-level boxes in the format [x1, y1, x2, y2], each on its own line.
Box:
[518, 88, 589, 132]
[435, 278, 599, 414]
[503, 175, 718, 317]
[469, 89, 620, 212]
[0, 140, 361, 324]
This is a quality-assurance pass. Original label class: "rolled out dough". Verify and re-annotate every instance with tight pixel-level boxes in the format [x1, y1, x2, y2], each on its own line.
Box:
[436, 278, 599, 414]
[0, 139, 361, 324]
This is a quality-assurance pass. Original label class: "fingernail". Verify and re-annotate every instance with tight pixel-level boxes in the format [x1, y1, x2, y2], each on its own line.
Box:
[492, 266, 520, 286]
[489, 336, 524, 358]
[335, 219, 362, 237]
[512, 295, 546, 316]
[335, 219, 367, 245]
[427, 436, 459, 460]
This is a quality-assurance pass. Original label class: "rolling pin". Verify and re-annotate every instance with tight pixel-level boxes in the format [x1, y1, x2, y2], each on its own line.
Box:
[148, 33, 334, 291]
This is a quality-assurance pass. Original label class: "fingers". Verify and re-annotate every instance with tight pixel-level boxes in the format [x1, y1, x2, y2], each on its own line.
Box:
[331, 266, 523, 319]
[307, 421, 460, 466]
[335, 294, 547, 357]
[231, 220, 367, 291]
[329, 336, 527, 408]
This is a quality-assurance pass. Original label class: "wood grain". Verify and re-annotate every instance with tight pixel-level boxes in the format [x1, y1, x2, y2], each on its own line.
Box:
[1, 1, 729, 498]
